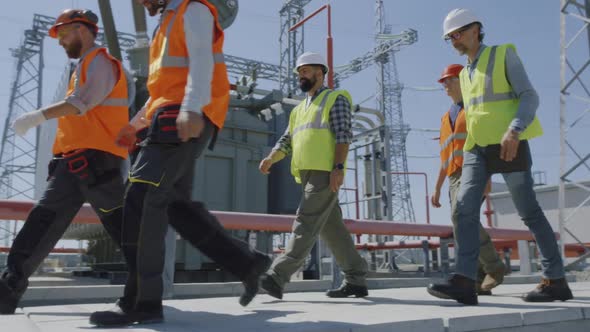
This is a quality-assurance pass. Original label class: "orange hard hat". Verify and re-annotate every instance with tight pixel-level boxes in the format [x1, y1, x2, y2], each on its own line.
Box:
[48, 9, 99, 38]
[438, 64, 464, 83]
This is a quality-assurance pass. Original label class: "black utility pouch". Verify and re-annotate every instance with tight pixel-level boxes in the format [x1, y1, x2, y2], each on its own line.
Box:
[46, 158, 59, 181]
[485, 140, 530, 174]
[148, 105, 181, 144]
[63, 149, 96, 185]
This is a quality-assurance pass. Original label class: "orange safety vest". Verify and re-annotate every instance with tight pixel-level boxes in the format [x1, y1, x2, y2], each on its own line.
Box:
[146, 0, 230, 129]
[52, 47, 129, 158]
[439, 107, 467, 177]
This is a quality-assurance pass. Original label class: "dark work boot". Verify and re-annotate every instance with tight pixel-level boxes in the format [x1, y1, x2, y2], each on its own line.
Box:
[240, 252, 272, 306]
[0, 269, 28, 314]
[523, 277, 573, 302]
[168, 200, 272, 306]
[326, 283, 368, 298]
[260, 274, 283, 300]
[89, 300, 163, 327]
[427, 274, 478, 305]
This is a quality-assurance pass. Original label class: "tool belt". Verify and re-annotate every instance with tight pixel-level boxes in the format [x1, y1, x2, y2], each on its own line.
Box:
[146, 104, 218, 150]
[147, 105, 182, 144]
[52, 149, 122, 186]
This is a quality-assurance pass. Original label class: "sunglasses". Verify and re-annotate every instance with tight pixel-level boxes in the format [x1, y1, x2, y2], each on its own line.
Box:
[444, 23, 475, 42]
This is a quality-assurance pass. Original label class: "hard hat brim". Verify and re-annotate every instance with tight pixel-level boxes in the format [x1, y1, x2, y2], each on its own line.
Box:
[293, 64, 329, 74]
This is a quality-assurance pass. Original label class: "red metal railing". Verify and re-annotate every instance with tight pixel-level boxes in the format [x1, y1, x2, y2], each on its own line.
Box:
[289, 4, 334, 89]
[0, 199, 554, 240]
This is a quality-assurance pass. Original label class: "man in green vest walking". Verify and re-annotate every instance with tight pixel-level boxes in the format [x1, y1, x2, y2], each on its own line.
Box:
[427, 8, 573, 305]
[258, 52, 368, 300]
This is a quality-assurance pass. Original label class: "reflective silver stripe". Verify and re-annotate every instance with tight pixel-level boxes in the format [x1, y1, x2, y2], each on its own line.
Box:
[213, 52, 224, 63]
[157, 11, 225, 69]
[467, 46, 517, 108]
[291, 91, 332, 137]
[440, 132, 467, 151]
[101, 98, 129, 107]
[441, 149, 464, 170]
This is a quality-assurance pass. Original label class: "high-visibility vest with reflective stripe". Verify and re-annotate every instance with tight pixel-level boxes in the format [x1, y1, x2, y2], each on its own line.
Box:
[146, 0, 230, 129]
[289, 89, 352, 183]
[52, 47, 128, 158]
[439, 108, 467, 177]
[459, 44, 543, 150]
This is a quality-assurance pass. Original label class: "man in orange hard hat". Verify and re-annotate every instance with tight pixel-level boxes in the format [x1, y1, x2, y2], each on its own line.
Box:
[431, 64, 505, 296]
[89, 0, 270, 326]
[1, 9, 134, 314]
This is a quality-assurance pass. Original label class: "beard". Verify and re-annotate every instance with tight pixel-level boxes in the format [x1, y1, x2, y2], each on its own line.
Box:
[65, 39, 83, 59]
[299, 77, 316, 92]
[453, 43, 468, 56]
[145, 1, 167, 16]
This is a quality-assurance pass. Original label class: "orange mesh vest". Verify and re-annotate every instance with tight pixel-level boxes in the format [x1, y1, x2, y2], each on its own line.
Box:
[439, 108, 467, 177]
[146, 0, 230, 129]
[52, 47, 129, 158]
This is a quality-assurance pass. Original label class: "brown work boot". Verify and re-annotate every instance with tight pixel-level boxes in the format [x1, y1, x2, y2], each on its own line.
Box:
[480, 264, 505, 291]
[523, 277, 573, 302]
[476, 283, 492, 296]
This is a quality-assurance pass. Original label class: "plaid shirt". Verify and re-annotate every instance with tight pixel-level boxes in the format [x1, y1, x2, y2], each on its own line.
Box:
[273, 86, 352, 156]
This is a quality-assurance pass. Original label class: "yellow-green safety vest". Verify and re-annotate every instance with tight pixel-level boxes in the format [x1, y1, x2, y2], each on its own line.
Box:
[459, 44, 543, 151]
[289, 89, 352, 183]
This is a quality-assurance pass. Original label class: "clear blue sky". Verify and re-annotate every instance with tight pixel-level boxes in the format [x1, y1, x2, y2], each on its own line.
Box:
[0, 1, 577, 227]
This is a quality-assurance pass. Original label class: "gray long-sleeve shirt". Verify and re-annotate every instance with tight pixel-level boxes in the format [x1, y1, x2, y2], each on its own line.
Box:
[65, 45, 135, 114]
[164, 0, 214, 115]
[466, 44, 539, 133]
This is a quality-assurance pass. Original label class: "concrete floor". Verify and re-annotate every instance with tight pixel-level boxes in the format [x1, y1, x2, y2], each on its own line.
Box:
[2, 281, 590, 332]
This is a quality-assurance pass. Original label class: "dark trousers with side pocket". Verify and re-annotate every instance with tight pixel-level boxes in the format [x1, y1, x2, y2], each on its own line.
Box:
[121, 118, 264, 308]
[6, 151, 125, 282]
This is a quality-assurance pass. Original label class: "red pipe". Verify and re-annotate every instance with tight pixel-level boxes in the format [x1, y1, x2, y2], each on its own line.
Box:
[0, 199, 560, 240]
[288, 4, 334, 89]
[484, 196, 494, 227]
[390, 172, 430, 225]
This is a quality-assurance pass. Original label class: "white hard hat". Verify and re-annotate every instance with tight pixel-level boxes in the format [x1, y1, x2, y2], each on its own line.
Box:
[442, 8, 480, 39]
[294, 52, 329, 74]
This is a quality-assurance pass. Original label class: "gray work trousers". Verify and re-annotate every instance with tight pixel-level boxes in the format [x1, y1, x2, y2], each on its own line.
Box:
[268, 170, 367, 288]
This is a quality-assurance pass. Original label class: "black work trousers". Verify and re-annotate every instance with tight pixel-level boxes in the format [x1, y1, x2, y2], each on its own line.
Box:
[121, 119, 262, 309]
[7, 150, 125, 281]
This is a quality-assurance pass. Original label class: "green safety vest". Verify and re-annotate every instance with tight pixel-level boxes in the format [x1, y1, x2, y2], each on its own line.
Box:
[459, 44, 543, 151]
[289, 89, 352, 183]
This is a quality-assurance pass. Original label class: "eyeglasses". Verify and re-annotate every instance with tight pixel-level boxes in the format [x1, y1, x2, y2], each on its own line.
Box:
[444, 24, 474, 42]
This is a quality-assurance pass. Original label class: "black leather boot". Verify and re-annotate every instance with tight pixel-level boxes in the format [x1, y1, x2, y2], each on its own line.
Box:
[89, 299, 163, 327]
[326, 283, 368, 298]
[523, 277, 573, 302]
[168, 201, 272, 306]
[0, 268, 28, 314]
[427, 274, 478, 305]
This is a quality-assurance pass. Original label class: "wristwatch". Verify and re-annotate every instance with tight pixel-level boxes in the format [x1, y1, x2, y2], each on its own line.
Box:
[333, 163, 344, 170]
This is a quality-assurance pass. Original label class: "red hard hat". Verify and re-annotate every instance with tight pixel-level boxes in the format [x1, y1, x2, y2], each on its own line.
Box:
[48, 9, 99, 38]
[438, 64, 464, 83]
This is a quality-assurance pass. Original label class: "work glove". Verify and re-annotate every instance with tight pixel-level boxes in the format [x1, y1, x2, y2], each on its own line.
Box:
[12, 110, 46, 136]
